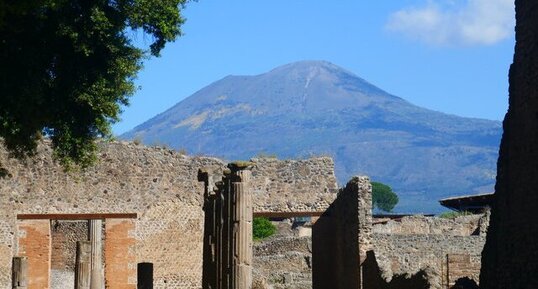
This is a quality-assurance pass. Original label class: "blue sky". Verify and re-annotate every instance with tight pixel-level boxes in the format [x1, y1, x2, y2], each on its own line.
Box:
[113, 0, 515, 135]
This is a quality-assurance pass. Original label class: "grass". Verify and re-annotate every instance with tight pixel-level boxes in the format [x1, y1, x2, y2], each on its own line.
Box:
[438, 210, 473, 219]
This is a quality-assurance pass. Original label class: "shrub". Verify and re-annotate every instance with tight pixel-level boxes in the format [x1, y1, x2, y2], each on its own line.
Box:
[438, 211, 473, 219]
[253, 217, 276, 240]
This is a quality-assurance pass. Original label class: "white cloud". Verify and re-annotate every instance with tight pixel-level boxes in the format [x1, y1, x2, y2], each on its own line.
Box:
[387, 0, 515, 46]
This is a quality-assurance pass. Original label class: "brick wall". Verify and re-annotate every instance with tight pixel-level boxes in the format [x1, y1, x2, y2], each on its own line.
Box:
[445, 254, 480, 288]
[17, 219, 51, 289]
[105, 218, 136, 289]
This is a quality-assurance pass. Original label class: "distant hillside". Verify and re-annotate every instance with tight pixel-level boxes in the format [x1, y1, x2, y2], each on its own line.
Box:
[122, 61, 501, 213]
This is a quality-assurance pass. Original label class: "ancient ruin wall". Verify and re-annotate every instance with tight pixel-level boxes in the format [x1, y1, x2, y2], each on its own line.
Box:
[0, 142, 222, 289]
[250, 157, 338, 212]
[312, 176, 372, 289]
[50, 221, 89, 289]
[371, 213, 488, 288]
[480, 1, 538, 288]
[253, 236, 312, 289]
[372, 214, 484, 236]
[0, 141, 337, 289]
[373, 234, 485, 289]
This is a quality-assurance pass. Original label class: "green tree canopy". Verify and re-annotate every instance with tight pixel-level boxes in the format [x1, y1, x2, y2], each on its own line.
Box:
[371, 181, 399, 212]
[0, 0, 186, 167]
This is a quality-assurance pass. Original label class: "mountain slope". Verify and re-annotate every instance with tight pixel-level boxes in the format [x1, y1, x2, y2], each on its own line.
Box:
[122, 61, 501, 212]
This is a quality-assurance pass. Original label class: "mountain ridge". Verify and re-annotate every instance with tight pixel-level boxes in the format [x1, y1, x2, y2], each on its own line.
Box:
[123, 60, 501, 212]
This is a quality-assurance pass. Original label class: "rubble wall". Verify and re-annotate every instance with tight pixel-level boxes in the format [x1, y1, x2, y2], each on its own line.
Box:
[312, 176, 372, 289]
[480, 0, 538, 288]
[373, 234, 485, 289]
[0, 141, 337, 289]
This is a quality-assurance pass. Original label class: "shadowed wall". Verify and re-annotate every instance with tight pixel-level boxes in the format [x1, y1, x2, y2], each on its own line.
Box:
[480, 1, 538, 288]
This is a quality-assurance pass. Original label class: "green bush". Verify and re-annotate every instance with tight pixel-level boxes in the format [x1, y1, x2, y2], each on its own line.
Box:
[438, 211, 473, 219]
[253, 217, 276, 240]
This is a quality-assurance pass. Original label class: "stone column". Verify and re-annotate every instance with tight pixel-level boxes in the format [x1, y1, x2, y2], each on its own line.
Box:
[75, 241, 91, 289]
[12, 257, 28, 289]
[200, 162, 253, 289]
[230, 166, 253, 289]
[89, 219, 103, 289]
[221, 169, 233, 289]
[199, 168, 218, 289]
[215, 180, 225, 289]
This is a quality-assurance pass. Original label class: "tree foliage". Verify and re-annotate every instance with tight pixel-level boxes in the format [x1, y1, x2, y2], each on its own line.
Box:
[371, 181, 399, 212]
[253, 217, 276, 240]
[0, 0, 186, 167]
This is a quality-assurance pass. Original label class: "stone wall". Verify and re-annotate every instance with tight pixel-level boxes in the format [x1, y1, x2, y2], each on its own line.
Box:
[0, 141, 337, 289]
[373, 215, 483, 236]
[371, 213, 486, 288]
[373, 234, 485, 289]
[369, 212, 487, 289]
[253, 236, 312, 289]
[50, 221, 89, 289]
[312, 176, 372, 289]
[309, 174, 487, 289]
[250, 157, 338, 212]
[253, 213, 488, 289]
[479, 0, 538, 288]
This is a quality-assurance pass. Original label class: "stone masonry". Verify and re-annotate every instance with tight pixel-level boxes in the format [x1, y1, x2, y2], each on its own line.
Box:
[480, 0, 538, 288]
[50, 220, 89, 289]
[308, 175, 487, 289]
[249, 157, 338, 212]
[0, 138, 491, 289]
[0, 140, 337, 289]
[200, 163, 254, 289]
[312, 176, 372, 289]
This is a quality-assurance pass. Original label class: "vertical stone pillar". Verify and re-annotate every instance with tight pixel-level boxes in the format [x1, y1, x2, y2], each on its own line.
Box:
[223, 169, 234, 289]
[200, 162, 253, 289]
[12, 257, 28, 289]
[89, 220, 103, 289]
[199, 168, 218, 289]
[312, 176, 372, 289]
[356, 176, 373, 289]
[75, 241, 91, 289]
[230, 166, 253, 289]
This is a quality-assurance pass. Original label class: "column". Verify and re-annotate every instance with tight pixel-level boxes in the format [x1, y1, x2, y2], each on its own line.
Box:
[75, 241, 91, 289]
[231, 167, 253, 289]
[199, 168, 218, 289]
[89, 219, 103, 289]
[12, 256, 28, 289]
